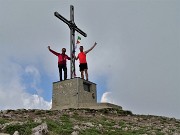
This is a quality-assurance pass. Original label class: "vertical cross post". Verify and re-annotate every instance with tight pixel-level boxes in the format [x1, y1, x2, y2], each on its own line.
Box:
[70, 5, 75, 78]
[54, 5, 87, 79]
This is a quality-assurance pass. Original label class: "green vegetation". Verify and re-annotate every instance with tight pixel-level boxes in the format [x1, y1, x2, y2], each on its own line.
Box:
[0, 118, 8, 124]
[0, 108, 180, 135]
[79, 128, 101, 135]
[46, 119, 63, 134]
[34, 110, 43, 115]
[60, 114, 73, 134]
[72, 112, 90, 122]
[46, 114, 73, 135]
[119, 120, 126, 127]
[4, 122, 39, 135]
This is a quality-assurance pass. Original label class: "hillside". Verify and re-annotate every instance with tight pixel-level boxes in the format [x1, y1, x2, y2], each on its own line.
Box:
[0, 108, 180, 135]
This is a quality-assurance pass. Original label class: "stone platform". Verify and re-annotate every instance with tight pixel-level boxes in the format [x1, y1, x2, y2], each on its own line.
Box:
[51, 78, 122, 110]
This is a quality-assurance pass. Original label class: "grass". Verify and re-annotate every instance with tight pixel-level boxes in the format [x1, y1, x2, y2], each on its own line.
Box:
[79, 128, 101, 135]
[155, 131, 164, 135]
[60, 114, 73, 134]
[72, 112, 91, 122]
[4, 121, 39, 135]
[46, 114, 73, 135]
[0, 118, 8, 124]
[1, 109, 180, 135]
[34, 110, 44, 115]
[99, 116, 116, 127]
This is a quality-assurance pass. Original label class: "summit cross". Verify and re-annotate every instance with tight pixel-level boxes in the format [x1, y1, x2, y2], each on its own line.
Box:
[54, 5, 87, 78]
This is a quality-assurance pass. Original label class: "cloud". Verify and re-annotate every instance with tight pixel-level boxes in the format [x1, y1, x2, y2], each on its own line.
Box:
[24, 65, 43, 95]
[85, 1, 180, 119]
[0, 61, 51, 110]
[25, 66, 40, 80]
[0, 0, 179, 119]
[101, 92, 116, 104]
[22, 94, 51, 110]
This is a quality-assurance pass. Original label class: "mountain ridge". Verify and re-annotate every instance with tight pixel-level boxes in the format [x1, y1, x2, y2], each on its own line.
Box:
[0, 108, 180, 135]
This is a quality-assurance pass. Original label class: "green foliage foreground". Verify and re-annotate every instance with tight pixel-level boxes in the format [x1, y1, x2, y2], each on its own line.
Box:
[0, 108, 179, 135]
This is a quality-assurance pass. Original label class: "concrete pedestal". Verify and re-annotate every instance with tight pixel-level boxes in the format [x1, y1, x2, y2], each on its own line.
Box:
[51, 78, 122, 110]
[52, 78, 97, 110]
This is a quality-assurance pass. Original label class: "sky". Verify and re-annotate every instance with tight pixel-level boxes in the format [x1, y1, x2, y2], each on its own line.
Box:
[0, 0, 179, 119]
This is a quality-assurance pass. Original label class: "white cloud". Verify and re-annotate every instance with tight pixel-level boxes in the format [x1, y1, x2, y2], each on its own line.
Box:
[25, 66, 40, 80]
[25, 65, 43, 95]
[101, 92, 116, 104]
[22, 94, 51, 110]
[0, 61, 51, 110]
[0, 0, 179, 119]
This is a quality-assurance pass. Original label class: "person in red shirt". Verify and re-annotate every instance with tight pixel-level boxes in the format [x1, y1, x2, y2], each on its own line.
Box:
[48, 46, 71, 81]
[75, 42, 97, 81]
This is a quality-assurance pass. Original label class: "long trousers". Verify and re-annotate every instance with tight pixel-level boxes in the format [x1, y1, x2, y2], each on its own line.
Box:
[58, 64, 67, 81]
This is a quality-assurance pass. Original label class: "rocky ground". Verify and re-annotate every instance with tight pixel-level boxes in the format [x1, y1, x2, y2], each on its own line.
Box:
[0, 108, 180, 135]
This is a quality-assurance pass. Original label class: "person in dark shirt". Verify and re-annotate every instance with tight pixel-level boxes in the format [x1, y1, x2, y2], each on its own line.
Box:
[48, 46, 71, 81]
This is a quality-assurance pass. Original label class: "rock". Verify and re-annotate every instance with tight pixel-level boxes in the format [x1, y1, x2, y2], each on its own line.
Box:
[162, 127, 169, 133]
[13, 131, 19, 135]
[23, 115, 29, 118]
[32, 123, 48, 135]
[73, 125, 80, 130]
[0, 124, 3, 130]
[98, 124, 103, 128]
[2, 114, 11, 118]
[68, 111, 74, 116]
[83, 122, 94, 127]
[71, 131, 79, 135]
[113, 110, 118, 114]
[34, 118, 42, 123]
[139, 118, 143, 121]
[133, 118, 138, 121]
[173, 133, 180, 135]
[122, 127, 128, 131]
[113, 125, 121, 129]
[151, 131, 156, 135]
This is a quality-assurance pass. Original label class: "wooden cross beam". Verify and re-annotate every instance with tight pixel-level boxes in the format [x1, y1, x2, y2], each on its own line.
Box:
[54, 5, 87, 78]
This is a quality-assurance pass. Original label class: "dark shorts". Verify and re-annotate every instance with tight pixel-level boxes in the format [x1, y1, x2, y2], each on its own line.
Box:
[79, 63, 88, 71]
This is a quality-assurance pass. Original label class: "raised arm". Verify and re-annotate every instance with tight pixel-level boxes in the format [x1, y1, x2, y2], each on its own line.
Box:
[48, 46, 60, 56]
[84, 42, 97, 54]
